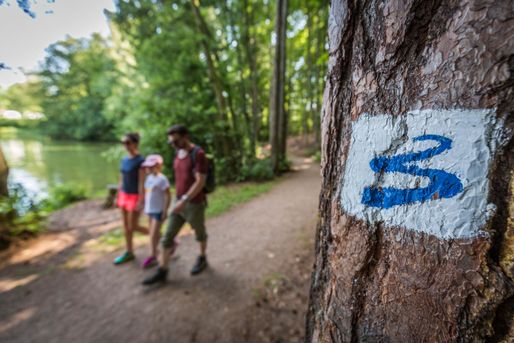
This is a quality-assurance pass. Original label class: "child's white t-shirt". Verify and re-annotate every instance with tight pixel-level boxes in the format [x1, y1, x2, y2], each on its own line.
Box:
[144, 173, 170, 214]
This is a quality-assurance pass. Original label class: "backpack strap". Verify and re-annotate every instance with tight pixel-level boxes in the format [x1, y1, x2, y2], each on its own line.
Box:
[189, 146, 201, 174]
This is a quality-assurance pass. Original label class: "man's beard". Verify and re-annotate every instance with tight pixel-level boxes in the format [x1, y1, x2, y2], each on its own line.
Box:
[174, 141, 187, 150]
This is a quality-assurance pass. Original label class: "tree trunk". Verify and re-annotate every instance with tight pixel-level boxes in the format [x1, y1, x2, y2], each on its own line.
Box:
[312, 5, 327, 146]
[190, 0, 240, 174]
[269, 0, 288, 173]
[0, 146, 8, 197]
[303, 2, 313, 145]
[243, 0, 260, 159]
[307, 0, 514, 342]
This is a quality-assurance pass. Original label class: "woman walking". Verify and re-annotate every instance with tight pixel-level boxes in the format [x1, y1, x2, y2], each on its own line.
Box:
[114, 132, 148, 265]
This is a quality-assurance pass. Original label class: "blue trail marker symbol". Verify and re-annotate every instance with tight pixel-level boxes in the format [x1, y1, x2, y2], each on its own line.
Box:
[361, 134, 463, 208]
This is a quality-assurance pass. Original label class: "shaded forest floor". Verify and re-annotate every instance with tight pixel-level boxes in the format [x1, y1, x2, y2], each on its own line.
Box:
[0, 153, 320, 342]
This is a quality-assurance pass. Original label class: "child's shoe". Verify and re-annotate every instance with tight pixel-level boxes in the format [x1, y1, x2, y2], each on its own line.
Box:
[142, 256, 157, 269]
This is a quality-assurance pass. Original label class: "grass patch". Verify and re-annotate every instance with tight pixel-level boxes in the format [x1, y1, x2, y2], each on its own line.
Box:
[62, 252, 87, 270]
[97, 228, 125, 247]
[206, 180, 276, 217]
[93, 227, 147, 251]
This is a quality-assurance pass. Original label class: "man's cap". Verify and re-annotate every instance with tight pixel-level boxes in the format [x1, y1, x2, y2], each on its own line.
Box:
[142, 154, 164, 167]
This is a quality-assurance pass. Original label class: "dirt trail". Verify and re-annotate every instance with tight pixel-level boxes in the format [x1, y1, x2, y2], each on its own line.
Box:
[0, 157, 320, 343]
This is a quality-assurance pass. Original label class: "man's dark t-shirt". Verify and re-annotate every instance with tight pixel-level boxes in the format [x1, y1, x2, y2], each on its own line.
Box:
[120, 155, 145, 194]
[174, 147, 208, 203]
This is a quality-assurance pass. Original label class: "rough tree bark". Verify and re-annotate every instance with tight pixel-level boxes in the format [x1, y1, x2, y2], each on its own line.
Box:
[269, 0, 288, 173]
[307, 0, 513, 342]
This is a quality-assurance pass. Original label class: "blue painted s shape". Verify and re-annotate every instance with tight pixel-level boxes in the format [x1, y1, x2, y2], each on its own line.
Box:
[361, 134, 463, 208]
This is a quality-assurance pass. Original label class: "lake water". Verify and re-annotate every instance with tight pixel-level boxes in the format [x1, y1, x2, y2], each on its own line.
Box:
[0, 127, 120, 200]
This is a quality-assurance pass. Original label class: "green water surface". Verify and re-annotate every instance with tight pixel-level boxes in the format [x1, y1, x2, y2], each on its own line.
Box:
[0, 127, 120, 199]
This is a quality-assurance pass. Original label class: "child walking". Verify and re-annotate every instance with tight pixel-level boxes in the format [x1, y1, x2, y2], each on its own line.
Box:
[141, 154, 171, 268]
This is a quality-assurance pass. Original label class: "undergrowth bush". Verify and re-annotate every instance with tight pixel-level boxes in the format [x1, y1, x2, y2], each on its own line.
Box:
[238, 158, 275, 182]
[43, 183, 87, 211]
[0, 183, 87, 249]
[0, 183, 47, 247]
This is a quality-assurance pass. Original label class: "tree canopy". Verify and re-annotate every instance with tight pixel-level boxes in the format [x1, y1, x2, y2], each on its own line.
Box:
[0, 0, 329, 182]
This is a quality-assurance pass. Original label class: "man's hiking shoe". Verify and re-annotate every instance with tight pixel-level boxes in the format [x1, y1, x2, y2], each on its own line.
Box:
[191, 256, 208, 275]
[113, 251, 135, 265]
[142, 267, 168, 285]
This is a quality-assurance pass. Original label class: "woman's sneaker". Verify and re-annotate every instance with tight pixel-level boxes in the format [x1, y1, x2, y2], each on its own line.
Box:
[113, 251, 135, 265]
[142, 256, 157, 269]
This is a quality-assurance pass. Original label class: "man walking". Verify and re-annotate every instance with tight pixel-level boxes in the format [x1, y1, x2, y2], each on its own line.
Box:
[143, 125, 209, 285]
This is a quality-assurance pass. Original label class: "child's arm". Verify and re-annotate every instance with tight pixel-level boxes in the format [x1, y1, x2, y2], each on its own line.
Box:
[162, 187, 171, 222]
[137, 168, 146, 210]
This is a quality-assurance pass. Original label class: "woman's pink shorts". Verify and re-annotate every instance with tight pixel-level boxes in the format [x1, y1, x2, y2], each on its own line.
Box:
[117, 191, 140, 212]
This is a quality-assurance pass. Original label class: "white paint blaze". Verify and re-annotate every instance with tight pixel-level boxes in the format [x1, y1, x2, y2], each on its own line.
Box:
[340, 108, 503, 239]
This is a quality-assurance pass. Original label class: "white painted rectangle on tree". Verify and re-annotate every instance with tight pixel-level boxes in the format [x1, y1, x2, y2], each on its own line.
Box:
[340, 108, 503, 239]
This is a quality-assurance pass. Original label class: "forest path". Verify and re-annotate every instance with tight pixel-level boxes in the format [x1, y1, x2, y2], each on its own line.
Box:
[0, 156, 320, 343]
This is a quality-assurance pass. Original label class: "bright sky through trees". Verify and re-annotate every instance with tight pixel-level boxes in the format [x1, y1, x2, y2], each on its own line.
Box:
[0, 0, 114, 88]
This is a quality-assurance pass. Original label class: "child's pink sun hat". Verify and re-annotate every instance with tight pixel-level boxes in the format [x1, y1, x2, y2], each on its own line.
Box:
[142, 154, 164, 167]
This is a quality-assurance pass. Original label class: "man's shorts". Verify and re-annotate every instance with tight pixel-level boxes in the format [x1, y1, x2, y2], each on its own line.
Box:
[117, 191, 140, 212]
[161, 200, 207, 247]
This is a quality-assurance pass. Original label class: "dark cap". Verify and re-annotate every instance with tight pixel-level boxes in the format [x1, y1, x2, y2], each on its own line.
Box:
[167, 124, 188, 136]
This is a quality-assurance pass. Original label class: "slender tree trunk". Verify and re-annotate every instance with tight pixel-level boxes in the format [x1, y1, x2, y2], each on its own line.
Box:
[307, 0, 514, 342]
[303, 3, 313, 145]
[243, 0, 260, 159]
[312, 5, 326, 146]
[190, 1, 229, 123]
[228, 0, 256, 161]
[269, 0, 288, 173]
[221, 0, 246, 161]
[190, 0, 239, 174]
[0, 146, 8, 197]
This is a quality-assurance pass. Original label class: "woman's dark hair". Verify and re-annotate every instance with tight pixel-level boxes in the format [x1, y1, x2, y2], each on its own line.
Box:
[124, 132, 140, 144]
[167, 124, 189, 136]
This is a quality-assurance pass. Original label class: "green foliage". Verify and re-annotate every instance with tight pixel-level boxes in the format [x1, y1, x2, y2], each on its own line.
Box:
[38, 34, 119, 141]
[0, 183, 47, 242]
[3, 0, 329, 183]
[312, 150, 321, 163]
[0, 182, 87, 247]
[43, 183, 87, 211]
[238, 158, 275, 182]
[0, 118, 41, 129]
[0, 78, 44, 114]
[278, 159, 292, 173]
